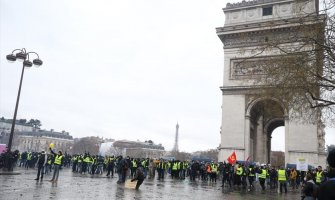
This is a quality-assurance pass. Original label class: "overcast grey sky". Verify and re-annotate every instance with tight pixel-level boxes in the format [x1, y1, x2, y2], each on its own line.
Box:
[0, 0, 334, 152]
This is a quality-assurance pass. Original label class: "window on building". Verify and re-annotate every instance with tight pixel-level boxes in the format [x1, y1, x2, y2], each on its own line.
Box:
[263, 6, 273, 16]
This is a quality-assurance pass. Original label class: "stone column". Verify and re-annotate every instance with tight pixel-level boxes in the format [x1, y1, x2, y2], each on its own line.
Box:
[284, 117, 290, 165]
[244, 116, 251, 160]
[255, 116, 264, 163]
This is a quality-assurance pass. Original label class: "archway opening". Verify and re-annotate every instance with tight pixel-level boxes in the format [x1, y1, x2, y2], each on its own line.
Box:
[271, 127, 285, 151]
[270, 126, 285, 167]
[249, 99, 285, 164]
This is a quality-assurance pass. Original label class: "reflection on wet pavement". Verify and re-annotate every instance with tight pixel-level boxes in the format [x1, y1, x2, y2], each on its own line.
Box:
[0, 169, 302, 200]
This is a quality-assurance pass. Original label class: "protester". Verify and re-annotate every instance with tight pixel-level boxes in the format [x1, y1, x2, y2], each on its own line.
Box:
[34, 151, 47, 181]
[131, 162, 145, 190]
[49, 147, 63, 183]
[318, 149, 335, 200]
[301, 172, 318, 200]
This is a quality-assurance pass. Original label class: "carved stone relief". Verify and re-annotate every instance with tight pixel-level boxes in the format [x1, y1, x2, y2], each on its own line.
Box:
[247, 9, 256, 18]
[230, 59, 267, 79]
[231, 11, 241, 20]
[279, 3, 292, 16]
[317, 120, 326, 152]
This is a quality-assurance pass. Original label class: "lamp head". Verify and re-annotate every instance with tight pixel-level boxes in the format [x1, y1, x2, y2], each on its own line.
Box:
[33, 59, 43, 66]
[23, 60, 33, 67]
[6, 54, 17, 62]
[16, 52, 27, 60]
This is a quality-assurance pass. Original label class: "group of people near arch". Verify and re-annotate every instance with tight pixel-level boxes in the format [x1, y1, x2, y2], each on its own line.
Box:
[14, 148, 335, 199]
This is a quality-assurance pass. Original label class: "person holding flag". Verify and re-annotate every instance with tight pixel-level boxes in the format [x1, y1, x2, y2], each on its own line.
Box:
[48, 143, 63, 183]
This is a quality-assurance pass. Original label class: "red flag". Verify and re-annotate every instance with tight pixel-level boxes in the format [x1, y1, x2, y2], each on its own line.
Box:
[227, 151, 237, 164]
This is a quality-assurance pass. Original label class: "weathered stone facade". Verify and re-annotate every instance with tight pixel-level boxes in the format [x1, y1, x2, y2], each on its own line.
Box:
[217, 0, 326, 167]
[12, 130, 74, 153]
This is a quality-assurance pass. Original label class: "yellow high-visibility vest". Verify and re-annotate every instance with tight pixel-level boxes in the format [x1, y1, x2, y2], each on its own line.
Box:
[316, 171, 322, 183]
[278, 169, 286, 181]
[249, 168, 254, 176]
[236, 167, 243, 176]
[54, 155, 63, 165]
[259, 169, 267, 179]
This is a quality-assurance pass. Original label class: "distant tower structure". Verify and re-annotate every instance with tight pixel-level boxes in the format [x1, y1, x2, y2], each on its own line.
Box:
[172, 122, 179, 152]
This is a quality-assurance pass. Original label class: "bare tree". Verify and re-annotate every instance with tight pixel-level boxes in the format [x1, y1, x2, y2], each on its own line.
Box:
[72, 137, 102, 155]
[235, 0, 335, 125]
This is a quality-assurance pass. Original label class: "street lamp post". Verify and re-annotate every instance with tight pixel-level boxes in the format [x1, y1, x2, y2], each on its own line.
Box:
[6, 48, 43, 152]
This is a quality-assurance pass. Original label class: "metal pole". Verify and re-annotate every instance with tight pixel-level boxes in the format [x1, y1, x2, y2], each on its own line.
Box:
[8, 62, 26, 152]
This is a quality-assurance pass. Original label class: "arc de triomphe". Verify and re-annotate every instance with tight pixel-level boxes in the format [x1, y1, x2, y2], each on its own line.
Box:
[216, 0, 326, 166]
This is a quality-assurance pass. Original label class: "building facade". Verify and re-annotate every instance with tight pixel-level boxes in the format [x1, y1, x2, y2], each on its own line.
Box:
[0, 119, 74, 153]
[12, 130, 74, 153]
[216, 0, 326, 167]
[0, 119, 35, 145]
[105, 140, 165, 158]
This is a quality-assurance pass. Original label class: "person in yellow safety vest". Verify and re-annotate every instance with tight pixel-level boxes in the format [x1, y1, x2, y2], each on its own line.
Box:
[210, 163, 218, 183]
[180, 161, 187, 180]
[130, 159, 138, 178]
[241, 164, 248, 189]
[77, 155, 83, 173]
[157, 160, 167, 180]
[49, 147, 63, 183]
[258, 166, 267, 191]
[168, 162, 172, 174]
[26, 152, 32, 169]
[72, 155, 77, 172]
[235, 164, 243, 186]
[315, 166, 323, 186]
[171, 161, 179, 179]
[91, 156, 97, 175]
[87, 156, 94, 174]
[277, 166, 288, 193]
[248, 165, 255, 191]
[141, 158, 149, 178]
[82, 154, 90, 174]
[106, 156, 115, 177]
[45, 155, 53, 174]
[18, 152, 23, 167]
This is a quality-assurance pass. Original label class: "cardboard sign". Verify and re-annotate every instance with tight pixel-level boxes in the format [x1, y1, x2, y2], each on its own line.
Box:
[125, 180, 137, 189]
[296, 158, 308, 171]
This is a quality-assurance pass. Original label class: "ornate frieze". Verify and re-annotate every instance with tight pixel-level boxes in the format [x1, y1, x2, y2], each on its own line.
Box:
[221, 27, 300, 49]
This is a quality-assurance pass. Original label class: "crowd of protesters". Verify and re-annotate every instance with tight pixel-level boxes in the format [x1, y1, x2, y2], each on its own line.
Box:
[5, 148, 335, 198]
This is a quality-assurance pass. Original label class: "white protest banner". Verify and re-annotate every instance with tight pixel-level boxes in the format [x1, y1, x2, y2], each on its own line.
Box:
[296, 158, 308, 171]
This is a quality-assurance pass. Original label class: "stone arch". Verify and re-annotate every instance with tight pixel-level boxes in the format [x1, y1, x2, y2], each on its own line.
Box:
[247, 97, 286, 164]
[246, 97, 288, 118]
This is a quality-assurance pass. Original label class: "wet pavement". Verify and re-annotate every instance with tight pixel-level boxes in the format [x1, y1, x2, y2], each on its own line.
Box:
[0, 168, 302, 200]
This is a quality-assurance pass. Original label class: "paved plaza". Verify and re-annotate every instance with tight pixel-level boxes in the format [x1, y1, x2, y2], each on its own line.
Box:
[0, 168, 303, 200]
